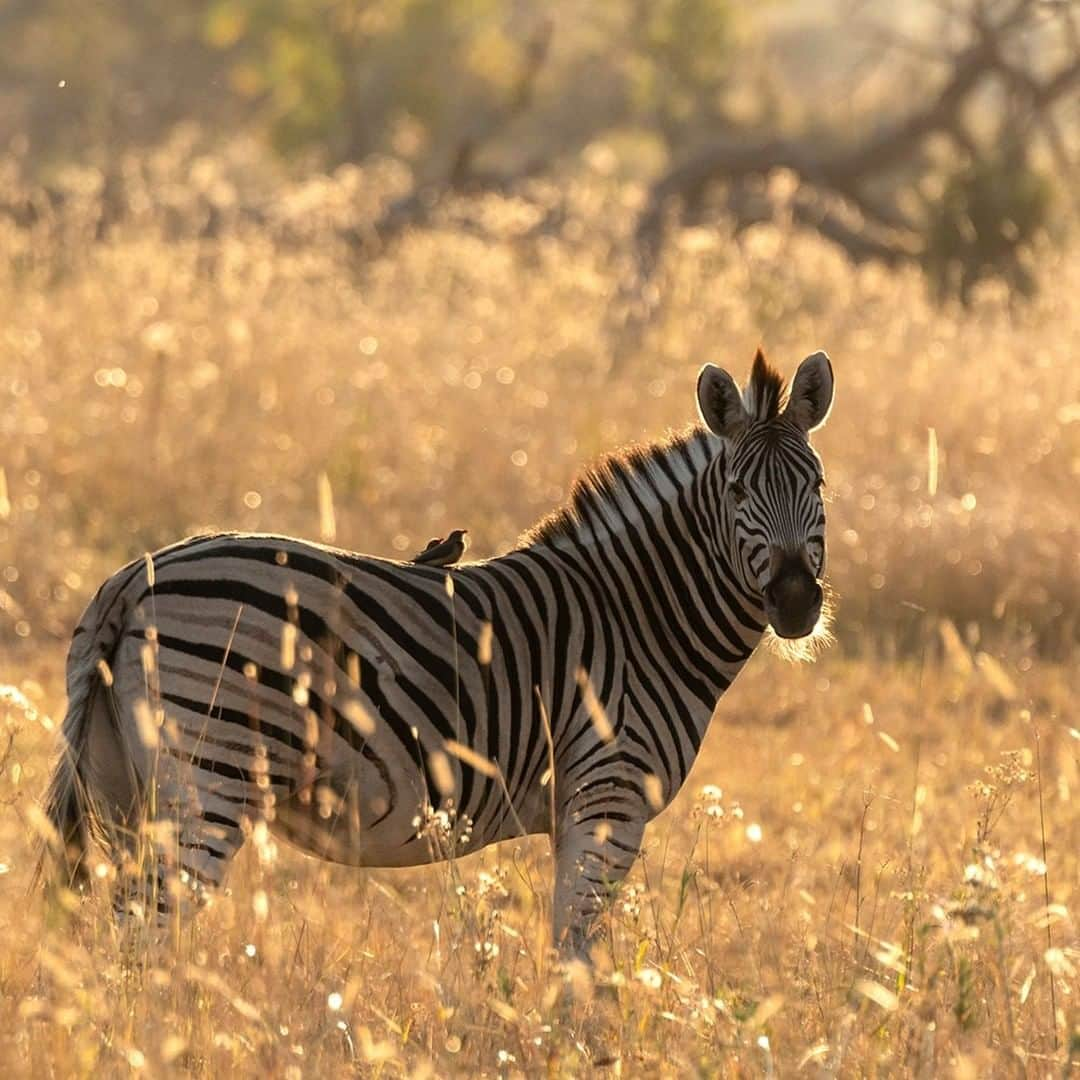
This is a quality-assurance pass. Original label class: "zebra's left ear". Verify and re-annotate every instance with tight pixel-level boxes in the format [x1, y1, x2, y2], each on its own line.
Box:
[697, 364, 750, 441]
[785, 351, 834, 433]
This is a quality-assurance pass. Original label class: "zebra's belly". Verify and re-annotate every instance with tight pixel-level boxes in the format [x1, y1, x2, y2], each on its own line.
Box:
[266, 742, 549, 867]
[268, 792, 511, 869]
[266, 752, 547, 869]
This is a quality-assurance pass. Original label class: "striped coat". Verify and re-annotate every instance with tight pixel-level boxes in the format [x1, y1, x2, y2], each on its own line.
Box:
[43, 349, 834, 956]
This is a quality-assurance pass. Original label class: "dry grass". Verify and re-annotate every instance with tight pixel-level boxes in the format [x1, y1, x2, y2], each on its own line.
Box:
[0, 146, 1078, 1074]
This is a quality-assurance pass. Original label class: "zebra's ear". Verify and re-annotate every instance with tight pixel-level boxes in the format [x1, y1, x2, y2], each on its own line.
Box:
[785, 351, 834, 433]
[697, 364, 749, 441]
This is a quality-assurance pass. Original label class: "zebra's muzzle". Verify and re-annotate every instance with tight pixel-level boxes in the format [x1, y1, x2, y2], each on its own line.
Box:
[763, 557, 823, 639]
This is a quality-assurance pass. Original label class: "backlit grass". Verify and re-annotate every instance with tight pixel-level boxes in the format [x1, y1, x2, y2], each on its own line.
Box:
[0, 147, 1077, 1074]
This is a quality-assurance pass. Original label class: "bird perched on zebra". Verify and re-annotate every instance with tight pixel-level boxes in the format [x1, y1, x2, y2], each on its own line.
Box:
[412, 529, 469, 567]
[39, 348, 835, 960]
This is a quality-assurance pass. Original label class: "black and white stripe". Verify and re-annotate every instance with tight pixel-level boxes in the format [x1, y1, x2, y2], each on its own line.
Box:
[42, 349, 835, 954]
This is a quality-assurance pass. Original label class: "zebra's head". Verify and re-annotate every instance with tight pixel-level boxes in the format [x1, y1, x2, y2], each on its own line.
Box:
[696, 349, 834, 641]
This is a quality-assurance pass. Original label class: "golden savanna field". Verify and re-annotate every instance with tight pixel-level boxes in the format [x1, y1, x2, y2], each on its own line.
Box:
[1, 2, 1079, 1074]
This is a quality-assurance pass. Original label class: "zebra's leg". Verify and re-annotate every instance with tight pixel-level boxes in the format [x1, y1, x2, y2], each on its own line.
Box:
[112, 758, 256, 928]
[553, 809, 646, 961]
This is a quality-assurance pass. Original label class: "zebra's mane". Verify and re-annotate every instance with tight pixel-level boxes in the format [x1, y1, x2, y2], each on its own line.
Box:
[521, 426, 719, 548]
[743, 348, 787, 422]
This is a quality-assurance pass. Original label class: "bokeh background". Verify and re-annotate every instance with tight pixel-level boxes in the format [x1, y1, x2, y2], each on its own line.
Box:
[1, 1, 1078, 1074]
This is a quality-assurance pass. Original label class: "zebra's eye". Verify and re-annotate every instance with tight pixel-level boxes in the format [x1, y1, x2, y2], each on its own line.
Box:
[728, 480, 747, 505]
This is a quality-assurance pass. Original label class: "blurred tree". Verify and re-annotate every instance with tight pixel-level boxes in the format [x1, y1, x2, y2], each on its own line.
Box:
[633, 0, 1078, 305]
[202, 0, 546, 165]
[0, 0, 230, 164]
[0, 0, 739, 175]
[923, 140, 1054, 303]
[624, 0, 736, 149]
[1, 0, 1076, 303]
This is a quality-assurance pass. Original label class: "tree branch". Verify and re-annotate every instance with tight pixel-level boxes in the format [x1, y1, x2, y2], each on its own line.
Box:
[635, 0, 1070, 279]
[790, 198, 914, 266]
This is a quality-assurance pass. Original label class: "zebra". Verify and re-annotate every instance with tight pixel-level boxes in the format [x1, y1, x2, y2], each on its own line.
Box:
[40, 348, 834, 958]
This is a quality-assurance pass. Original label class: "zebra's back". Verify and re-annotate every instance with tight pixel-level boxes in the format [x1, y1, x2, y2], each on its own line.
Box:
[84, 532, 548, 874]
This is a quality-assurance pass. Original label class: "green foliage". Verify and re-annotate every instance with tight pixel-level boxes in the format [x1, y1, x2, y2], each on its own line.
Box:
[202, 0, 530, 162]
[923, 147, 1056, 303]
[198, 0, 738, 163]
[626, 0, 736, 143]
[1, 0, 738, 171]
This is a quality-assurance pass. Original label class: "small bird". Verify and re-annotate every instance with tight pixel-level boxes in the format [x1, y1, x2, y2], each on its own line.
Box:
[411, 529, 469, 568]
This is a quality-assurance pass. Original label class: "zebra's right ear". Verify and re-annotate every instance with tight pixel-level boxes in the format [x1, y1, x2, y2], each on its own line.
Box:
[697, 364, 749, 441]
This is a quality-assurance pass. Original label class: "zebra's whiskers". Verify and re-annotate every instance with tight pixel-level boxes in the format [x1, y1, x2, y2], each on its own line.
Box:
[763, 583, 836, 664]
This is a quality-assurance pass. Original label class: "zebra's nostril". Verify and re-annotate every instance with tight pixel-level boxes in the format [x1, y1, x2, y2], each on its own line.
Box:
[765, 573, 820, 612]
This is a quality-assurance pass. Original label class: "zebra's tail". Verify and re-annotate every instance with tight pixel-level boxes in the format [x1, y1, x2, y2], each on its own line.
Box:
[34, 560, 142, 893]
[35, 635, 98, 892]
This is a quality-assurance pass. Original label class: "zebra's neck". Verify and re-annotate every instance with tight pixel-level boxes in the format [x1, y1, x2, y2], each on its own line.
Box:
[521, 427, 767, 729]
